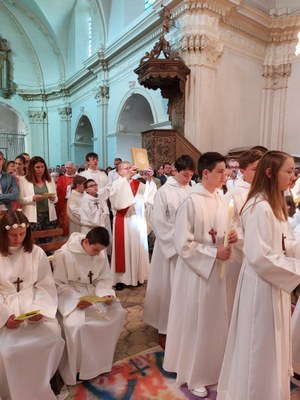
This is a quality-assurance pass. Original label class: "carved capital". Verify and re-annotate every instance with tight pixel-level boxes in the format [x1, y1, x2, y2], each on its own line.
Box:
[262, 63, 291, 89]
[184, 34, 223, 67]
[95, 85, 109, 105]
[58, 107, 72, 120]
[27, 110, 47, 123]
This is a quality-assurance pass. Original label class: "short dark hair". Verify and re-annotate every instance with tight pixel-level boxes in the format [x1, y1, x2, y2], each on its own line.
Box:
[174, 155, 195, 173]
[0, 211, 33, 256]
[114, 157, 122, 162]
[85, 152, 98, 162]
[239, 149, 263, 170]
[83, 179, 96, 189]
[86, 227, 110, 247]
[163, 162, 171, 168]
[197, 152, 226, 179]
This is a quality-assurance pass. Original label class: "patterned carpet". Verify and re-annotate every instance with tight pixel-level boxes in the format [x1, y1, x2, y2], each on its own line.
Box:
[65, 347, 300, 400]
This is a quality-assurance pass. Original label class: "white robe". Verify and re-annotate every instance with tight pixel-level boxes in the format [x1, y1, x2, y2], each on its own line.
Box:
[163, 184, 239, 389]
[67, 189, 83, 234]
[52, 233, 125, 385]
[109, 177, 149, 286]
[143, 177, 190, 334]
[292, 297, 300, 374]
[80, 169, 109, 200]
[217, 196, 300, 400]
[80, 191, 111, 237]
[0, 245, 64, 400]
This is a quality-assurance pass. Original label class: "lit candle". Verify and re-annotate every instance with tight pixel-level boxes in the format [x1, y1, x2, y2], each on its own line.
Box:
[220, 198, 234, 278]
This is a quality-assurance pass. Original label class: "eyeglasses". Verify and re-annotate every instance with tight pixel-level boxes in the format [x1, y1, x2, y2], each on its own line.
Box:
[87, 184, 98, 188]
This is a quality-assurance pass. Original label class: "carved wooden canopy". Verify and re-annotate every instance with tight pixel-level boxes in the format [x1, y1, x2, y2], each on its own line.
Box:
[134, 7, 190, 133]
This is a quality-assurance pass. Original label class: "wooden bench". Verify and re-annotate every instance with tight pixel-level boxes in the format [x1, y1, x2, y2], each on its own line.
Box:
[31, 228, 67, 253]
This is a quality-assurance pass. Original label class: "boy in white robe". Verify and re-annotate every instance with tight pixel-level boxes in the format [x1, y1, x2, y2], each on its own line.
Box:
[67, 175, 86, 234]
[163, 152, 238, 398]
[109, 161, 149, 289]
[80, 179, 112, 254]
[53, 227, 125, 386]
[143, 155, 195, 349]
[217, 151, 300, 400]
[80, 152, 109, 200]
[0, 211, 64, 400]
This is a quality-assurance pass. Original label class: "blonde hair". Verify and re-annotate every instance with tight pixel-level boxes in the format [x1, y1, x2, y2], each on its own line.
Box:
[241, 150, 292, 221]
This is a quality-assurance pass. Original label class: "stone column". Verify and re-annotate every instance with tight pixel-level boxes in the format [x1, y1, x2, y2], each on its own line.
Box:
[179, 3, 226, 152]
[95, 85, 109, 168]
[27, 109, 49, 163]
[58, 106, 72, 162]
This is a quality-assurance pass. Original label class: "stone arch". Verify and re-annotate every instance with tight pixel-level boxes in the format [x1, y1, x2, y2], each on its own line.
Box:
[0, 102, 26, 159]
[72, 115, 94, 165]
[115, 93, 154, 161]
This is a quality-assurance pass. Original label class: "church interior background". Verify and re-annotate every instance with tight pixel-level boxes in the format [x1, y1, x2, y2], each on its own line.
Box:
[0, 0, 300, 168]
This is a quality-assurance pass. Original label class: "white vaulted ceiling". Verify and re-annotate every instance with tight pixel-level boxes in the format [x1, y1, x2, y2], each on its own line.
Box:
[0, 0, 299, 93]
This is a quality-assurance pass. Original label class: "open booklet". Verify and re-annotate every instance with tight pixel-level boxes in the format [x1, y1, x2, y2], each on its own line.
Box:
[14, 310, 40, 321]
[79, 295, 116, 304]
[42, 192, 55, 198]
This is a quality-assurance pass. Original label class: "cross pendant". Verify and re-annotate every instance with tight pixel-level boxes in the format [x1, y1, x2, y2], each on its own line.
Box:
[88, 270, 94, 284]
[13, 277, 23, 292]
[209, 228, 217, 244]
[95, 201, 99, 209]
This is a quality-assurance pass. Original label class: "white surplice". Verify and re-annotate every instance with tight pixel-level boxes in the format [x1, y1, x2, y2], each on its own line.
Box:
[143, 177, 190, 334]
[0, 245, 64, 400]
[67, 189, 83, 234]
[80, 169, 109, 200]
[52, 233, 125, 385]
[292, 297, 300, 375]
[109, 177, 149, 286]
[217, 195, 300, 400]
[163, 184, 240, 390]
[80, 191, 111, 236]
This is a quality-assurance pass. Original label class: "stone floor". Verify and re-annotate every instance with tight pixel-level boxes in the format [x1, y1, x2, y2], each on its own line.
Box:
[113, 282, 159, 362]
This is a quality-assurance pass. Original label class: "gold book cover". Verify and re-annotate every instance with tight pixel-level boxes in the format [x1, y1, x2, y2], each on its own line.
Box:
[131, 148, 149, 171]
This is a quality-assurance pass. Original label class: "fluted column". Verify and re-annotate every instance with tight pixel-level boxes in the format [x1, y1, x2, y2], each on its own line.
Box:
[179, 2, 228, 152]
[259, 24, 298, 151]
[95, 85, 109, 168]
[27, 109, 49, 162]
[58, 106, 72, 162]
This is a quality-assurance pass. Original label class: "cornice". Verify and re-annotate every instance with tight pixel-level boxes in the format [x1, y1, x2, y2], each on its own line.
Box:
[221, 9, 269, 44]
[183, 0, 236, 17]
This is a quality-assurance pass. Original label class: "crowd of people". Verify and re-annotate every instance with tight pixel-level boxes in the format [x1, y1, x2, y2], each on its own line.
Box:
[1, 147, 300, 399]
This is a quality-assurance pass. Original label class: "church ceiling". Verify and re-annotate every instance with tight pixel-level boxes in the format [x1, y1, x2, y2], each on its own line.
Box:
[0, 0, 299, 94]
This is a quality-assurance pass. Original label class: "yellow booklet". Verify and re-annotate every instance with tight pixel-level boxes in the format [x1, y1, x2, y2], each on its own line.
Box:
[79, 295, 115, 304]
[14, 310, 40, 321]
[42, 192, 55, 198]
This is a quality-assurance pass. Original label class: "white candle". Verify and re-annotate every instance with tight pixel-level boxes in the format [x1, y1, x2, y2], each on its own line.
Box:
[220, 198, 234, 278]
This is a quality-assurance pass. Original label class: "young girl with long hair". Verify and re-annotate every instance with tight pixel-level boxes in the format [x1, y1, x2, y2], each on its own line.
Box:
[217, 151, 300, 400]
[0, 211, 64, 399]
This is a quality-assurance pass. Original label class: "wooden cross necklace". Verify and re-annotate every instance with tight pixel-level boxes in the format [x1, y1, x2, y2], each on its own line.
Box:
[13, 277, 23, 292]
[88, 270, 94, 284]
[209, 228, 217, 244]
